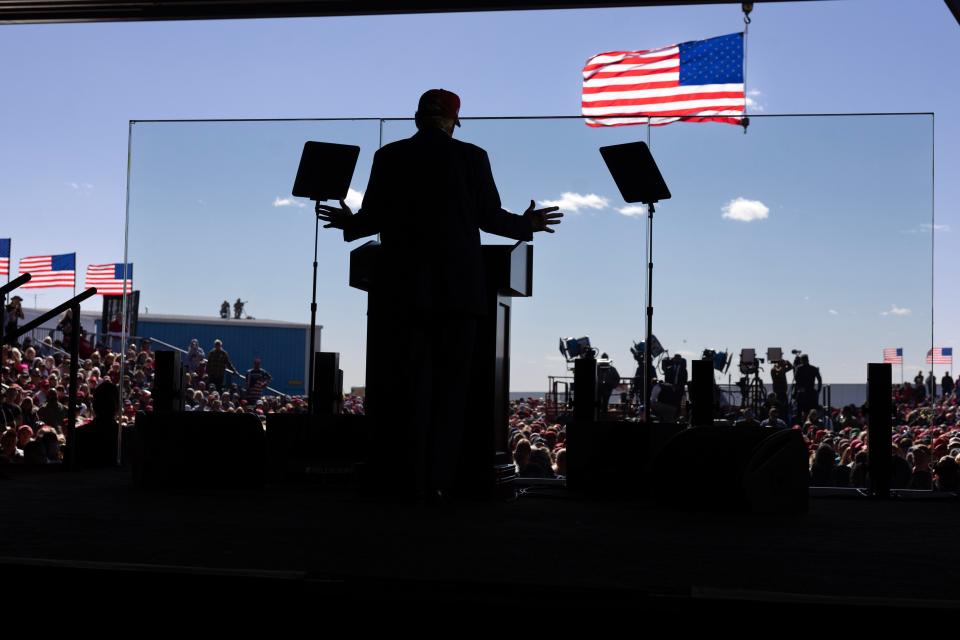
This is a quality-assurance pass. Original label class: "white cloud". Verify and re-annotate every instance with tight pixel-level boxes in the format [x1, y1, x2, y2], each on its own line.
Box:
[881, 305, 912, 316]
[344, 188, 364, 211]
[921, 223, 951, 232]
[67, 182, 94, 192]
[273, 196, 306, 208]
[617, 205, 648, 217]
[746, 88, 764, 112]
[540, 192, 609, 213]
[828, 309, 839, 315]
[721, 197, 769, 222]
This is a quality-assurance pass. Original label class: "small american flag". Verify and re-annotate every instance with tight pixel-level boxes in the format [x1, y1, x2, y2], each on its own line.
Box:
[883, 348, 903, 364]
[85, 263, 133, 295]
[582, 32, 746, 127]
[19, 253, 76, 289]
[927, 348, 953, 365]
[0, 239, 9, 276]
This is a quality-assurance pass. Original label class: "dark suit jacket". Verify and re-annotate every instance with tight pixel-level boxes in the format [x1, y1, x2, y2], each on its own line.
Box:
[343, 128, 533, 316]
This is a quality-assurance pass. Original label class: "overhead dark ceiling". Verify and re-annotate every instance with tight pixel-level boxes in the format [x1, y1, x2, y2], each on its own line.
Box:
[0, 0, 796, 24]
[1, 0, 956, 25]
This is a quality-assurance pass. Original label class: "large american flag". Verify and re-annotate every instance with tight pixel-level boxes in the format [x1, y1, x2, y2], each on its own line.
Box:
[19, 253, 76, 288]
[0, 239, 9, 276]
[927, 348, 953, 365]
[84, 263, 133, 295]
[883, 348, 903, 364]
[582, 32, 746, 127]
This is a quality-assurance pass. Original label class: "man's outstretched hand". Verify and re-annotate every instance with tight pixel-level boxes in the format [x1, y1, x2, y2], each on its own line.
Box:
[315, 200, 353, 229]
[523, 200, 563, 233]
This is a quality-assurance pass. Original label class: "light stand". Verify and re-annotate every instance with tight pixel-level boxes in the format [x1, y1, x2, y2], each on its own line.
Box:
[600, 141, 671, 424]
[292, 141, 360, 415]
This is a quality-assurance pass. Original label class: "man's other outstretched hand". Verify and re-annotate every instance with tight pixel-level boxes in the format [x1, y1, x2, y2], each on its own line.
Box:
[523, 200, 563, 233]
[315, 200, 353, 229]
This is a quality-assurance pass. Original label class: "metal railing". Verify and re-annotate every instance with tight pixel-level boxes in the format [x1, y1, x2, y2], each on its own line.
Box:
[546, 374, 835, 423]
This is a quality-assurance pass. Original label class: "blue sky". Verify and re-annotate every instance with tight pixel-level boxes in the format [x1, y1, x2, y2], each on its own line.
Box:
[1, 0, 957, 387]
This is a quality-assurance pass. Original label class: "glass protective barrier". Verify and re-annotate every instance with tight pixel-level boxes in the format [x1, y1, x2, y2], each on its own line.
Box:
[125, 114, 934, 485]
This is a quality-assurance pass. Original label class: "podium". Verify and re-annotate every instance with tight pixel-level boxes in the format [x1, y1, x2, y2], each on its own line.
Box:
[349, 240, 533, 495]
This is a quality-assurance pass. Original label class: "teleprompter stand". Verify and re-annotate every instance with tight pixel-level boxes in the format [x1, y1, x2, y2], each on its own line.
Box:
[600, 141, 671, 425]
[292, 141, 360, 415]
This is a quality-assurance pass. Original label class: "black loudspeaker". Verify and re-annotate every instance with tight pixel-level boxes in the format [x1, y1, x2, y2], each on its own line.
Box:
[566, 420, 685, 494]
[651, 425, 808, 513]
[867, 363, 892, 498]
[265, 413, 366, 479]
[152, 351, 185, 413]
[312, 352, 342, 416]
[573, 358, 597, 424]
[690, 359, 714, 427]
[132, 411, 266, 490]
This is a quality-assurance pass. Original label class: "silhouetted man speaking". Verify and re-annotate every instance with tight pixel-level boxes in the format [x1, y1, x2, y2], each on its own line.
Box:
[317, 89, 562, 501]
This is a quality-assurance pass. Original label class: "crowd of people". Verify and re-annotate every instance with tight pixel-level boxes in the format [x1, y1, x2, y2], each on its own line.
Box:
[0, 323, 369, 465]
[4, 317, 958, 493]
[514, 372, 960, 490]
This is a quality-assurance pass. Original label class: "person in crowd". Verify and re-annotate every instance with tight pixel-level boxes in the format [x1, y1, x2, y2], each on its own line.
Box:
[933, 456, 959, 492]
[75, 380, 120, 468]
[793, 354, 822, 418]
[0, 428, 23, 463]
[1, 385, 23, 428]
[39, 336, 55, 358]
[245, 357, 272, 403]
[596, 353, 620, 415]
[926, 371, 936, 400]
[19, 396, 38, 429]
[205, 339, 235, 391]
[770, 357, 794, 415]
[941, 372, 954, 398]
[761, 407, 787, 429]
[108, 313, 124, 353]
[513, 438, 532, 475]
[909, 444, 933, 490]
[554, 448, 567, 478]
[810, 443, 840, 487]
[186, 338, 205, 374]
[37, 389, 66, 432]
[57, 308, 74, 350]
[4, 295, 24, 346]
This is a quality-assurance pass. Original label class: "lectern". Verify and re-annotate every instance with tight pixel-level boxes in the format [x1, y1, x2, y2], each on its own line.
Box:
[349, 240, 533, 496]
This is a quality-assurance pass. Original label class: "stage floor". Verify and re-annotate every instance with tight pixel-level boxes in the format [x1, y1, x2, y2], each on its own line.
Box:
[3, 468, 960, 611]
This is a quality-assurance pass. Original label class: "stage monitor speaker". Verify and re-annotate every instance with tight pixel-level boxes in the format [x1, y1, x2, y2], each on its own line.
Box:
[265, 413, 367, 479]
[133, 411, 266, 490]
[566, 420, 685, 495]
[152, 350, 185, 413]
[690, 359, 714, 427]
[867, 363, 892, 498]
[742, 428, 809, 514]
[312, 352, 342, 416]
[651, 425, 807, 513]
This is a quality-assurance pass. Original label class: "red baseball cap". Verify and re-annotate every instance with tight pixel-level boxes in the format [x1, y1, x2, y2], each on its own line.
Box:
[417, 89, 461, 127]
